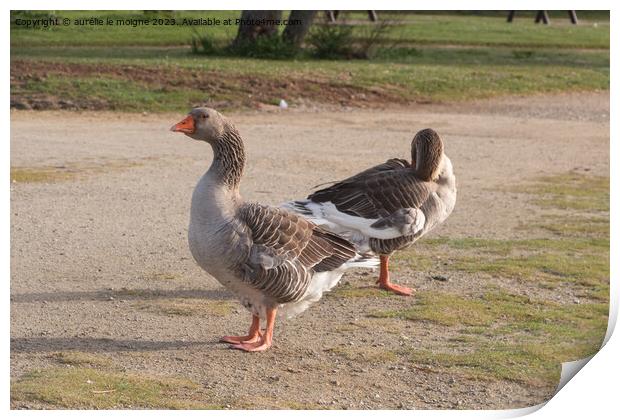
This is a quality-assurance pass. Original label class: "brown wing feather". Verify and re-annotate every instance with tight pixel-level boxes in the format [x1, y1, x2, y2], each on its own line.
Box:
[309, 158, 410, 193]
[341, 158, 411, 182]
[309, 166, 434, 219]
[237, 203, 356, 303]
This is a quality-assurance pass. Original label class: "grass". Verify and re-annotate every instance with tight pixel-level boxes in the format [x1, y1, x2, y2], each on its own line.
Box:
[10, 11, 609, 49]
[10, 10, 241, 47]
[10, 51, 609, 111]
[392, 235, 609, 296]
[529, 215, 609, 238]
[19, 75, 207, 112]
[517, 172, 610, 212]
[10, 11, 609, 111]
[50, 352, 114, 368]
[11, 366, 222, 409]
[10, 161, 143, 183]
[376, 171, 610, 387]
[396, 172, 610, 298]
[10, 167, 75, 183]
[379, 14, 609, 49]
[373, 289, 608, 386]
[373, 289, 607, 330]
[429, 237, 608, 289]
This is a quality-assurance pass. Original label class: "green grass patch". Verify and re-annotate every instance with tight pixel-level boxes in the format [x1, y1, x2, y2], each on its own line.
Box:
[397, 236, 609, 294]
[10, 12, 610, 112]
[380, 14, 609, 49]
[372, 290, 608, 330]
[517, 172, 609, 212]
[408, 341, 595, 386]
[451, 238, 608, 287]
[395, 173, 610, 300]
[526, 215, 609, 238]
[11, 52, 608, 111]
[10, 12, 609, 50]
[10, 10, 240, 47]
[21, 75, 207, 112]
[11, 367, 223, 409]
[374, 290, 607, 386]
[329, 285, 392, 299]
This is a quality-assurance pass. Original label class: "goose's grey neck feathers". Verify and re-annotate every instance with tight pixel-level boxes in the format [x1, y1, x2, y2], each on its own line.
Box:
[412, 128, 444, 182]
[209, 126, 246, 190]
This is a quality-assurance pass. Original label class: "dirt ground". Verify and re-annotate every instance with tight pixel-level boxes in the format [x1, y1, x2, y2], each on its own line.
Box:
[10, 59, 406, 111]
[10, 92, 609, 409]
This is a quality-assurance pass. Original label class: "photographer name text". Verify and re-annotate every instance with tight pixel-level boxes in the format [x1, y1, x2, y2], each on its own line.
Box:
[14, 17, 301, 28]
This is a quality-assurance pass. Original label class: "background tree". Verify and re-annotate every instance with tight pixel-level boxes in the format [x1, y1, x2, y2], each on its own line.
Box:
[282, 11, 317, 48]
[232, 10, 283, 47]
[232, 10, 317, 53]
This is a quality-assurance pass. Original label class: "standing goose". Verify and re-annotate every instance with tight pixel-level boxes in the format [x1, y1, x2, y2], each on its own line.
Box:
[284, 128, 456, 296]
[171, 108, 376, 352]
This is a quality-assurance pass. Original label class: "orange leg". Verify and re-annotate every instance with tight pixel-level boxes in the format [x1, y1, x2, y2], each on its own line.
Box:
[376, 255, 415, 296]
[220, 314, 262, 344]
[231, 308, 276, 352]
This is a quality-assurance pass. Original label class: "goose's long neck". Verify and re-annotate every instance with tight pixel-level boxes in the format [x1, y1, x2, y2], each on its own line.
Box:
[208, 127, 246, 191]
[412, 140, 443, 181]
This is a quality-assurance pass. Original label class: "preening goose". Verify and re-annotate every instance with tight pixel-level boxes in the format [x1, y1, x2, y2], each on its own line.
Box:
[171, 108, 376, 352]
[284, 128, 456, 296]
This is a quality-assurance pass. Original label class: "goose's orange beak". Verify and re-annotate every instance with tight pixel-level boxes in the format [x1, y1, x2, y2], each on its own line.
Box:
[170, 116, 195, 134]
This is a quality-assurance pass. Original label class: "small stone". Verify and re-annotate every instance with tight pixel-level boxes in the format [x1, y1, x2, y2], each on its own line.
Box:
[432, 275, 449, 282]
[573, 298, 581, 304]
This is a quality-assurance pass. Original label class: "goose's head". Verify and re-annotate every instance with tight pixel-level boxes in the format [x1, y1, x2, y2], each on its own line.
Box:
[411, 128, 445, 181]
[170, 107, 228, 143]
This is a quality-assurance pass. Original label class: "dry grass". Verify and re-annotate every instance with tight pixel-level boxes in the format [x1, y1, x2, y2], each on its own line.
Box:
[10, 160, 143, 183]
[11, 366, 223, 409]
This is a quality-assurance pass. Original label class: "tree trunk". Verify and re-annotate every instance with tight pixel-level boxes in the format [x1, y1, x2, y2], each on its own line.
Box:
[233, 10, 283, 46]
[282, 11, 317, 48]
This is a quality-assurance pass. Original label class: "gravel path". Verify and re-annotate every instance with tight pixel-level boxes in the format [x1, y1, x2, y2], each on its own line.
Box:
[10, 92, 609, 409]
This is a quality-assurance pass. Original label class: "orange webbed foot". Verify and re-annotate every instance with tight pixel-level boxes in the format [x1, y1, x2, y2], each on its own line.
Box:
[376, 278, 415, 296]
[220, 331, 263, 345]
[231, 337, 272, 352]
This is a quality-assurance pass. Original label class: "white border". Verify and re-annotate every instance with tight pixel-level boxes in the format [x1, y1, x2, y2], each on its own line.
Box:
[4, 2, 616, 419]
